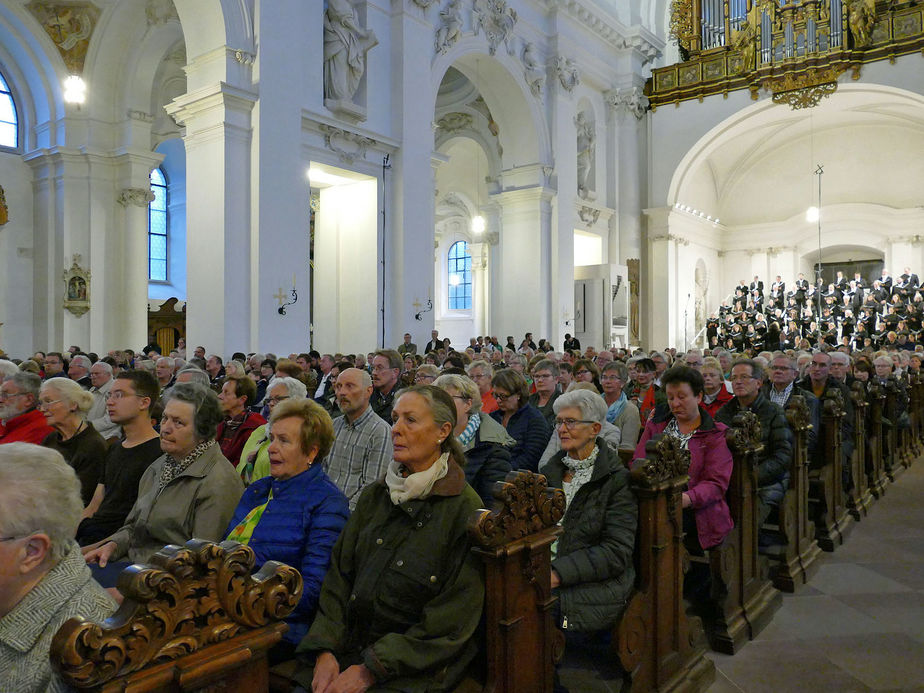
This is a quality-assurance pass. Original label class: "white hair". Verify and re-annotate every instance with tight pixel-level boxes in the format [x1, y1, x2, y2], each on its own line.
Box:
[270, 376, 308, 400]
[0, 359, 19, 378]
[91, 361, 113, 376]
[157, 356, 175, 369]
[41, 377, 94, 414]
[553, 389, 608, 424]
[70, 354, 91, 370]
[0, 443, 83, 562]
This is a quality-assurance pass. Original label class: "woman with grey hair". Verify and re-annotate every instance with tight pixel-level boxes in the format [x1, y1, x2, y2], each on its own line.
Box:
[434, 373, 512, 505]
[83, 383, 244, 588]
[0, 443, 116, 692]
[236, 376, 308, 485]
[539, 388, 637, 652]
[39, 378, 107, 506]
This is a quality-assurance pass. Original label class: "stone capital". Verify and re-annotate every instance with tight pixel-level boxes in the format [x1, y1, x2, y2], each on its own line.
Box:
[118, 188, 156, 207]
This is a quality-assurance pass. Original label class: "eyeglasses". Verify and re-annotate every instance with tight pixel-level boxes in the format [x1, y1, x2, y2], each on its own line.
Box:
[0, 391, 27, 400]
[554, 418, 596, 430]
[574, 370, 590, 376]
[492, 391, 514, 402]
[268, 395, 290, 405]
[532, 373, 553, 380]
[414, 375, 435, 383]
[600, 375, 622, 382]
[729, 375, 757, 382]
[769, 365, 794, 371]
[37, 398, 63, 408]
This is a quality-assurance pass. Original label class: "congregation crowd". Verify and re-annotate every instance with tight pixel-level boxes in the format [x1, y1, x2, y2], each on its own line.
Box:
[709, 266, 924, 352]
[0, 323, 919, 691]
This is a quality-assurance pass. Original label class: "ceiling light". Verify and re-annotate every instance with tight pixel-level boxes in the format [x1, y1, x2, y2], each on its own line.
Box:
[806, 206, 819, 223]
[471, 215, 486, 234]
[63, 75, 86, 104]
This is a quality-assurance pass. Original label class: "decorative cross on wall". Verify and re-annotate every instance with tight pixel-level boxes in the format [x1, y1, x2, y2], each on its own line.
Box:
[274, 288, 287, 306]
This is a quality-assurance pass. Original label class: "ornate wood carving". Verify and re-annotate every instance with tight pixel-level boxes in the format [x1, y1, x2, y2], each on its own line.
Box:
[51, 540, 303, 689]
[637, 434, 691, 485]
[470, 470, 565, 548]
[725, 411, 763, 457]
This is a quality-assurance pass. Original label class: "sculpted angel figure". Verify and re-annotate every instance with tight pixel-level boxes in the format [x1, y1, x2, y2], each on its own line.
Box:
[324, 0, 379, 102]
[436, 0, 463, 55]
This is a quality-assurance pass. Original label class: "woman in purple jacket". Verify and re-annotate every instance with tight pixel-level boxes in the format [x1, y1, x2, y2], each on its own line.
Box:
[225, 398, 349, 663]
[633, 366, 733, 554]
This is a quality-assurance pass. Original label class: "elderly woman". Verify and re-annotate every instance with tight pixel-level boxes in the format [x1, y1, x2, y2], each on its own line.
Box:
[0, 444, 116, 692]
[634, 366, 733, 556]
[225, 399, 348, 662]
[700, 356, 733, 417]
[40, 378, 107, 506]
[540, 390, 636, 640]
[600, 361, 641, 451]
[294, 386, 483, 692]
[433, 373, 512, 505]
[490, 368, 551, 472]
[413, 363, 440, 384]
[82, 383, 244, 587]
[237, 376, 308, 485]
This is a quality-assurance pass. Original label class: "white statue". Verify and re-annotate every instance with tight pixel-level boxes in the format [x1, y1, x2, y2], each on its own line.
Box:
[575, 112, 595, 199]
[522, 42, 545, 97]
[435, 0, 462, 55]
[324, 0, 378, 103]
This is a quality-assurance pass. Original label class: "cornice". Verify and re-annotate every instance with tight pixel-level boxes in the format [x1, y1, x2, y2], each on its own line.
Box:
[542, 0, 664, 60]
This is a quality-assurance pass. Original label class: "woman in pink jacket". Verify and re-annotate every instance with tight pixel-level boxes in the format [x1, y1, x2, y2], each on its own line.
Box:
[633, 366, 733, 553]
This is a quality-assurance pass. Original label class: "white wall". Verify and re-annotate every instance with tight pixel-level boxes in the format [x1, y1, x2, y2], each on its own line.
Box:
[0, 151, 34, 356]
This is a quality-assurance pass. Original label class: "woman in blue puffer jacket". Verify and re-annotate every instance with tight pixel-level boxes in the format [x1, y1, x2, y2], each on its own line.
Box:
[225, 398, 349, 663]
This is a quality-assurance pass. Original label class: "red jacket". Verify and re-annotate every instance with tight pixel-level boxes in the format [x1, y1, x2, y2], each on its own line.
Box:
[633, 407, 734, 550]
[0, 408, 55, 445]
[701, 384, 733, 418]
[216, 411, 266, 466]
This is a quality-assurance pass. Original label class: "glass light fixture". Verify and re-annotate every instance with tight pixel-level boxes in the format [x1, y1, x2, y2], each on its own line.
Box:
[806, 206, 820, 223]
[63, 75, 86, 104]
[471, 215, 485, 234]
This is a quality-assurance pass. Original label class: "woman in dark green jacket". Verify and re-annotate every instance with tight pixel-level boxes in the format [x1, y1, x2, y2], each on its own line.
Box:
[540, 388, 637, 635]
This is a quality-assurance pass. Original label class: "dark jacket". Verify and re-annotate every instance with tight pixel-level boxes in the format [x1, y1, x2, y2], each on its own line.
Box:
[796, 376, 854, 461]
[634, 407, 733, 550]
[297, 461, 484, 692]
[715, 392, 793, 506]
[762, 384, 821, 459]
[225, 464, 349, 644]
[461, 413, 514, 506]
[541, 441, 637, 632]
[42, 422, 108, 506]
[490, 404, 551, 472]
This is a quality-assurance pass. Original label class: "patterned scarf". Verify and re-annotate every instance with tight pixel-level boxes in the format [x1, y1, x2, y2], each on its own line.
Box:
[159, 440, 214, 491]
[561, 444, 599, 512]
[385, 452, 449, 505]
[664, 418, 694, 451]
[458, 413, 481, 448]
[605, 392, 628, 424]
[226, 489, 273, 545]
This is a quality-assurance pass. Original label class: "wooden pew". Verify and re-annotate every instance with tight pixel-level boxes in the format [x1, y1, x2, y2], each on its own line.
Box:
[51, 539, 303, 692]
[705, 411, 782, 654]
[866, 380, 889, 498]
[809, 389, 854, 551]
[882, 378, 904, 481]
[896, 374, 915, 469]
[766, 394, 822, 592]
[615, 435, 715, 693]
[908, 371, 923, 457]
[848, 381, 874, 519]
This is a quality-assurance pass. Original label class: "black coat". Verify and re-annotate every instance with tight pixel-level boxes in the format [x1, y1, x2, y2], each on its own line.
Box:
[462, 414, 514, 506]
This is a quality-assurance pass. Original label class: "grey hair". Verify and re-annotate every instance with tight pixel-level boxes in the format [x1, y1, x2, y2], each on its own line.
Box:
[338, 368, 373, 389]
[70, 354, 91, 370]
[433, 374, 482, 414]
[224, 360, 246, 377]
[162, 382, 223, 442]
[415, 364, 440, 379]
[6, 371, 41, 398]
[157, 356, 175, 369]
[553, 389, 608, 424]
[135, 359, 156, 374]
[873, 356, 893, 368]
[41, 378, 94, 414]
[0, 443, 83, 562]
[269, 376, 309, 400]
[829, 351, 850, 365]
[90, 361, 113, 376]
[0, 360, 19, 378]
[175, 366, 211, 386]
[466, 361, 494, 377]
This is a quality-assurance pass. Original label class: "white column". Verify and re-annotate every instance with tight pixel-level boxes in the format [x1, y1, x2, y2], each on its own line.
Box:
[117, 187, 156, 349]
[167, 82, 257, 358]
[548, 81, 577, 352]
[470, 241, 488, 336]
[645, 207, 677, 349]
[612, 86, 648, 265]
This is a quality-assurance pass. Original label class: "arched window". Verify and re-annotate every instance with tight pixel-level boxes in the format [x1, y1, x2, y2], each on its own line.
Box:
[447, 240, 472, 310]
[0, 69, 18, 149]
[149, 168, 168, 281]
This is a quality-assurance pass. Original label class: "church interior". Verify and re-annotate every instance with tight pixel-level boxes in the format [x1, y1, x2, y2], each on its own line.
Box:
[1, 0, 924, 691]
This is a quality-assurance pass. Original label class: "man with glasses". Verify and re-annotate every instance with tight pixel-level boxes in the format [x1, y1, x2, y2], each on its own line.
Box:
[76, 371, 163, 546]
[716, 359, 792, 526]
[324, 368, 393, 510]
[798, 351, 854, 481]
[42, 352, 66, 380]
[528, 360, 561, 427]
[0, 443, 116, 691]
[765, 353, 821, 459]
[370, 349, 402, 422]
[0, 372, 54, 444]
[87, 361, 120, 440]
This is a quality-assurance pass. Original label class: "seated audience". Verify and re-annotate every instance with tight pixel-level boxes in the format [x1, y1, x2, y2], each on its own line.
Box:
[572, 358, 602, 392]
[434, 373, 512, 506]
[528, 359, 562, 427]
[634, 366, 733, 554]
[490, 368, 551, 472]
[225, 399, 349, 663]
[293, 386, 484, 692]
[237, 376, 308, 485]
[76, 371, 163, 545]
[82, 383, 244, 587]
[216, 375, 266, 466]
[715, 359, 793, 526]
[370, 349, 403, 422]
[412, 364, 440, 384]
[324, 368, 393, 510]
[541, 390, 636, 656]
[86, 361, 120, 440]
[39, 378, 107, 506]
[0, 372, 54, 444]
[600, 360, 641, 450]
[700, 356, 733, 417]
[467, 360, 498, 413]
[540, 383, 622, 466]
[0, 444, 116, 692]
[631, 357, 665, 422]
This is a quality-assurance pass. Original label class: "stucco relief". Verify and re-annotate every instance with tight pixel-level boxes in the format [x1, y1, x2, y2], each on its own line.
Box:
[26, 1, 101, 73]
[472, 0, 517, 56]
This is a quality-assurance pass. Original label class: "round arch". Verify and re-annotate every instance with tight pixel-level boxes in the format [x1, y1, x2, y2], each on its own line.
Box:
[430, 40, 551, 168]
[172, 0, 253, 65]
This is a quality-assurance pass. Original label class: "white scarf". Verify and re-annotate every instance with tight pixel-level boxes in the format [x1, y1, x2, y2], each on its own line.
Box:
[385, 452, 450, 505]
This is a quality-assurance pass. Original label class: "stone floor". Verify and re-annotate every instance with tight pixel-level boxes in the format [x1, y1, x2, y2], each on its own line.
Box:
[559, 460, 924, 693]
